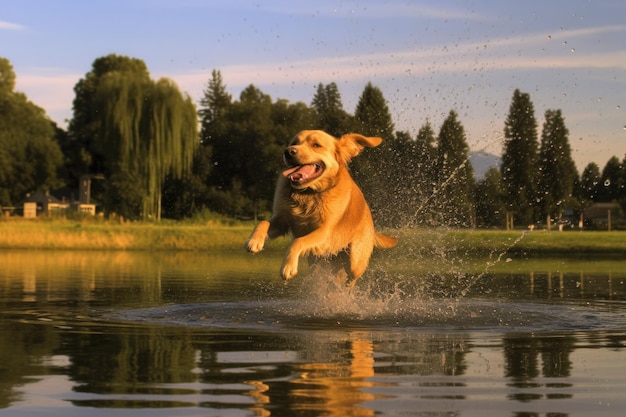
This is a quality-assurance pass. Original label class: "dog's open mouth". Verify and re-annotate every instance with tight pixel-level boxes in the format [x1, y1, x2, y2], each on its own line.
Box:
[283, 162, 325, 185]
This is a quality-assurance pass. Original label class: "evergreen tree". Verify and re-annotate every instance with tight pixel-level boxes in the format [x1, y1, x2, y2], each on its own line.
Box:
[310, 82, 353, 137]
[354, 82, 394, 140]
[476, 167, 506, 228]
[415, 120, 437, 167]
[598, 156, 623, 202]
[351, 82, 395, 225]
[434, 110, 475, 227]
[199, 70, 232, 146]
[578, 162, 601, 204]
[537, 109, 578, 225]
[501, 89, 539, 229]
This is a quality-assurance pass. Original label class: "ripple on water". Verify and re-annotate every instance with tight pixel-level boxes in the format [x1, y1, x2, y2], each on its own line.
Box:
[114, 272, 625, 333]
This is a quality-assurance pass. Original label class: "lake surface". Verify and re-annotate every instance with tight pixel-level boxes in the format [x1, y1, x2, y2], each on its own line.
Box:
[1, 247, 625, 416]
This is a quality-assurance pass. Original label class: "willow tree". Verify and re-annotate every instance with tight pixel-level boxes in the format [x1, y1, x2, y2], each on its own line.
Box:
[95, 72, 197, 220]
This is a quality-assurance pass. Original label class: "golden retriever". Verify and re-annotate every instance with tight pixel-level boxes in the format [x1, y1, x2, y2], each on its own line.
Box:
[245, 130, 397, 286]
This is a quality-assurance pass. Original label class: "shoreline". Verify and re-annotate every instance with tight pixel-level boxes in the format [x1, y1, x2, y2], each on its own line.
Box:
[1, 219, 625, 255]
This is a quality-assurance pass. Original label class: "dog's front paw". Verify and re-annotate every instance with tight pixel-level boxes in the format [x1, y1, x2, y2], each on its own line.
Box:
[245, 236, 265, 253]
[280, 258, 299, 281]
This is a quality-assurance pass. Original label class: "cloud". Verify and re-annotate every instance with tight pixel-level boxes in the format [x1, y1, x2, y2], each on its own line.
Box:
[15, 70, 82, 125]
[0, 20, 25, 30]
[162, 24, 626, 99]
[262, 1, 488, 20]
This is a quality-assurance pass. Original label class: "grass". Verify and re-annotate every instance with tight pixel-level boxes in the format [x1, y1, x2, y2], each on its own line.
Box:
[1, 219, 625, 255]
[394, 228, 626, 256]
[0, 218, 262, 251]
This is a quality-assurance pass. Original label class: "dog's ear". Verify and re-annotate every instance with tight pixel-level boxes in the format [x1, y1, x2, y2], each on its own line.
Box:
[337, 133, 383, 164]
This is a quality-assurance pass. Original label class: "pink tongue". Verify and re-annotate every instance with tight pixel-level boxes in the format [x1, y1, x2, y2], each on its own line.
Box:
[283, 164, 317, 182]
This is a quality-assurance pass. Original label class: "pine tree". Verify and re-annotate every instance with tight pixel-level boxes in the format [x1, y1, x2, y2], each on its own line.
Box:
[578, 162, 601, 204]
[310, 82, 352, 137]
[537, 109, 578, 226]
[434, 110, 475, 227]
[199, 70, 232, 146]
[501, 89, 539, 229]
[599, 156, 623, 202]
[475, 167, 506, 228]
[354, 82, 394, 140]
[351, 82, 395, 225]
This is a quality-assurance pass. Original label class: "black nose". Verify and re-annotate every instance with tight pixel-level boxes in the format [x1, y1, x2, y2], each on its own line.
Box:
[285, 147, 297, 158]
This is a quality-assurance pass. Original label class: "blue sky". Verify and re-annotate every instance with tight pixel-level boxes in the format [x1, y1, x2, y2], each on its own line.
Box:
[2, 0, 625, 171]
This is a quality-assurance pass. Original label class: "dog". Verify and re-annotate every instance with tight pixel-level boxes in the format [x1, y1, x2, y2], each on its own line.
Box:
[245, 130, 397, 286]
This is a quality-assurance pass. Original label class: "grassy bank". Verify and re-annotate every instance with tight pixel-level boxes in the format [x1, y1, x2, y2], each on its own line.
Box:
[394, 228, 626, 257]
[0, 219, 260, 251]
[1, 219, 625, 254]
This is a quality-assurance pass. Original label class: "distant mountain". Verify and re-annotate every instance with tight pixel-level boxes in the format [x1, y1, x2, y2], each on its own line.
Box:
[469, 150, 501, 180]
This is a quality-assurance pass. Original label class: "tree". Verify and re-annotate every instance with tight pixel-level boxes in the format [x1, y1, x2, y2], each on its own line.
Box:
[476, 167, 506, 228]
[310, 82, 353, 137]
[84, 56, 198, 220]
[351, 82, 395, 225]
[578, 162, 601, 204]
[67, 54, 151, 207]
[434, 110, 475, 227]
[537, 109, 578, 226]
[598, 156, 623, 202]
[501, 89, 539, 229]
[199, 69, 232, 146]
[353, 82, 394, 140]
[0, 57, 63, 206]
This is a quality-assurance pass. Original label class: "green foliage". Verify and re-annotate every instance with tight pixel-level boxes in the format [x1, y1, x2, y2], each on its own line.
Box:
[578, 162, 601, 204]
[354, 82, 395, 140]
[6, 56, 624, 229]
[74, 54, 198, 220]
[537, 109, 578, 220]
[310, 82, 353, 137]
[433, 110, 476, 227]
[502, 89, 539, 227]
[350, 83, 396, 224]
[197, 74, 315, 218]
[476, 167, 506, 228]
[0, 58, 64, 206]
[598, 156, 625, 203]
[68, 55, 150, 184]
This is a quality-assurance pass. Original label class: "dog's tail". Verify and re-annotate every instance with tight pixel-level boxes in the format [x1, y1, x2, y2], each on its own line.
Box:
[374, 233, 398, 249]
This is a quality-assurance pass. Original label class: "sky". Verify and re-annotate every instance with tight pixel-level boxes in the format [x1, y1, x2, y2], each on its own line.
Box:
[2, 0, 625, 172]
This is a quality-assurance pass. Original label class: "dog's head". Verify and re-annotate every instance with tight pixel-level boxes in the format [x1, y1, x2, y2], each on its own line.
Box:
[282, 130, 383, 191]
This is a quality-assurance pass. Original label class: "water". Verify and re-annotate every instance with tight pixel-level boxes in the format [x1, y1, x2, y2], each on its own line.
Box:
[1, 249, 625, 416]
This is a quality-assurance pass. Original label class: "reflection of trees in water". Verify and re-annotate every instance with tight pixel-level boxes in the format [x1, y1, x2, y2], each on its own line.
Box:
[503, 334, 575, 404]
[1, 251, 625, 413]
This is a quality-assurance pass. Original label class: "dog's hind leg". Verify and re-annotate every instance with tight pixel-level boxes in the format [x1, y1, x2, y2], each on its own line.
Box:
[345, 238, 375, 287]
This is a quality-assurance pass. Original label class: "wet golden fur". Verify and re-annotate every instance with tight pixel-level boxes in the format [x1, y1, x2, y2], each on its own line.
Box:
[245, 130, 397, 286]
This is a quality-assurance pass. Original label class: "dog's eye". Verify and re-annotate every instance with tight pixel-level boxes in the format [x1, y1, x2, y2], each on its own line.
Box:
[312, 143, 322, 148]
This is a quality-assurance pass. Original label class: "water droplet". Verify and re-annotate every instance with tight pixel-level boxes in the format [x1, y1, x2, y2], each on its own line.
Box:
[604, 179, 611, 187]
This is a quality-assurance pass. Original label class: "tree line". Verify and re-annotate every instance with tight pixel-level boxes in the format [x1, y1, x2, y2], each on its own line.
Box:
[1, 54, 625, 227]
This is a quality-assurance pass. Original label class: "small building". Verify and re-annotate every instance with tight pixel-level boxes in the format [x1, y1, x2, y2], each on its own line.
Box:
[19, 190, 70, 218]
[583, 202, 625, 230]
